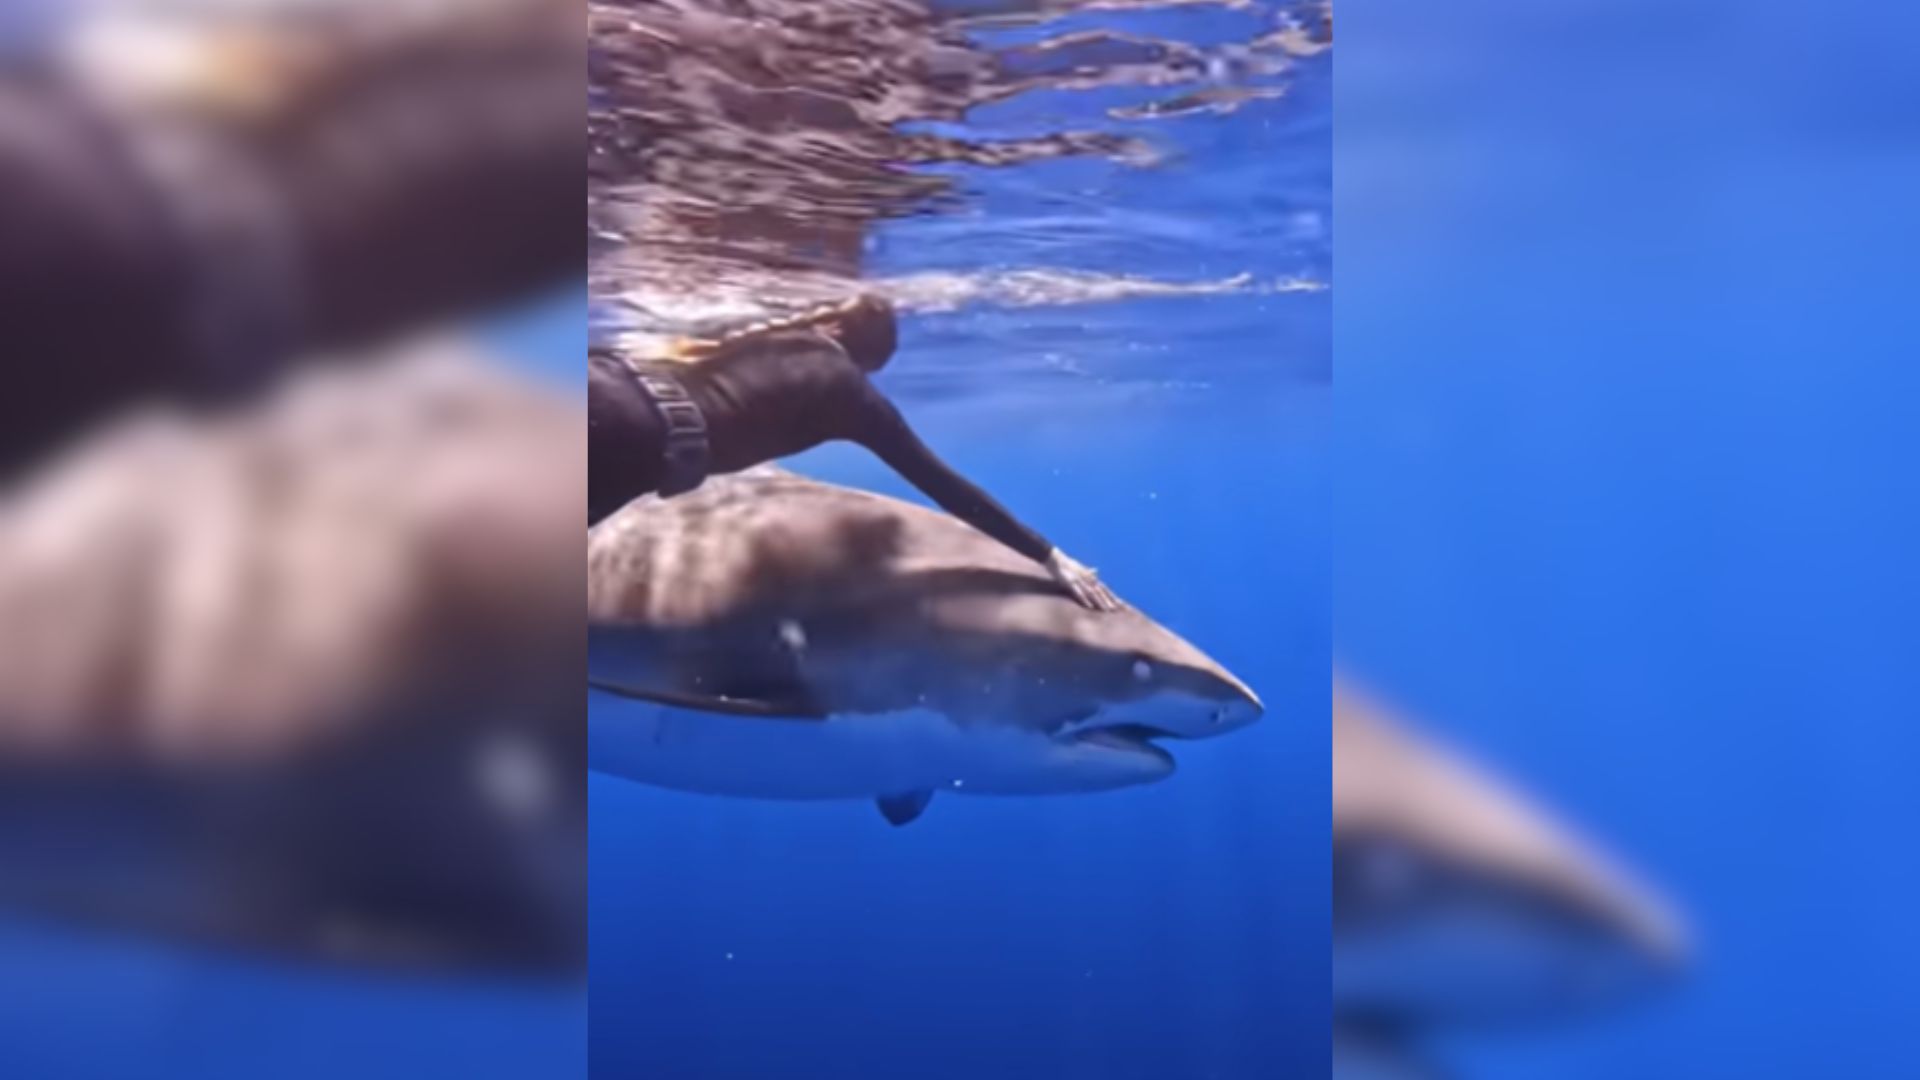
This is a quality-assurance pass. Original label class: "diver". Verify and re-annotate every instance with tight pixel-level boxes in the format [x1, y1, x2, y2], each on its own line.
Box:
[588, 295, 1123, 612]
[0, 2, 576, 478]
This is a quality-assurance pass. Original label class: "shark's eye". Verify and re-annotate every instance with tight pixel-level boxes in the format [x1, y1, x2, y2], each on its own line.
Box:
[1130, 658, 1154, 683]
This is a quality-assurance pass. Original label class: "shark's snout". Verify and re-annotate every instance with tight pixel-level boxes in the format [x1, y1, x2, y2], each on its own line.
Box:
[1157, 667, 1266, 740]
[1156, 643, 1264, 739]
[1209, 681, 1265, 733]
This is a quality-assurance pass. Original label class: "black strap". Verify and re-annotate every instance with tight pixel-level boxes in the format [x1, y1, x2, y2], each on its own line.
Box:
[628, 365, 709, 496]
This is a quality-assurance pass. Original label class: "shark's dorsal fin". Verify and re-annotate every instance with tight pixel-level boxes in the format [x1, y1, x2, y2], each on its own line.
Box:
[876, 791, 934, 827]
[586, 678, 826, 720]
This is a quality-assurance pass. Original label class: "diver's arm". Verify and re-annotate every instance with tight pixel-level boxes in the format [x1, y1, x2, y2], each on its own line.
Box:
[851, 387, 1121, 611]
[852, 388, 1050, 560]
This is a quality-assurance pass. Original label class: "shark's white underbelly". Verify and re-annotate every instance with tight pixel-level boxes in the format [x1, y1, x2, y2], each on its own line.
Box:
[587, 691, 1173, 800]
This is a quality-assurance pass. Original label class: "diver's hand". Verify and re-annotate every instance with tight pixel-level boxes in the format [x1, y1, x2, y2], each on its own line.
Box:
[1046, 548, 1122, 612]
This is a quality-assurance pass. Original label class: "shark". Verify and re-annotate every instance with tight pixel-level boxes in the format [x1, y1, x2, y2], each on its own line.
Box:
[1331, 675, 1687, 1075]
[587, 467, 1264, 825]
[0, 343, 586, 975]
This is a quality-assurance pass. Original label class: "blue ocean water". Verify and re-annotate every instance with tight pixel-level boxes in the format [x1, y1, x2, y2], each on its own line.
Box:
[590, 6, 1330, 1080]
[1343, 1, 1920, 1076]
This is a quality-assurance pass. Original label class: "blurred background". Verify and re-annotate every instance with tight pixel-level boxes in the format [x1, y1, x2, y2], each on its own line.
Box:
[0, 2, 583, 1078]
[1343, 0, 1920, 1075]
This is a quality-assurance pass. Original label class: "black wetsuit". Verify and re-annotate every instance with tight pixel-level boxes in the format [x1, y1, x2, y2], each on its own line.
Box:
[0, 72, 200, 475]
[587, 330, 1054, 564]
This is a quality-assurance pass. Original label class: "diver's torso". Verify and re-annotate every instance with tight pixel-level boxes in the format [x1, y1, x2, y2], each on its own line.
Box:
[657, 330, 871, 472]
[587, 330, 874, 524]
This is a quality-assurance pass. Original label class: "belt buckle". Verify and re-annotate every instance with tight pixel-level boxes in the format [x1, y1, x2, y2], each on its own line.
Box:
[656, 398, 707, 436]
[637, 371, 709, 495]
[638, 375, 688, 402]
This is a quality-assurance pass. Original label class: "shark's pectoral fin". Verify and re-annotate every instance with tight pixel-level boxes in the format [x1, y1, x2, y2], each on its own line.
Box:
[586, 677, 826, 720]
[876, 791, 934, 827]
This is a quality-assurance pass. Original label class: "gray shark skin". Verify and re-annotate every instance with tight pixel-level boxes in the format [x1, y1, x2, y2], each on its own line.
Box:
[1333, 676, 1686, 1033]
[587, 467, 1263, 824]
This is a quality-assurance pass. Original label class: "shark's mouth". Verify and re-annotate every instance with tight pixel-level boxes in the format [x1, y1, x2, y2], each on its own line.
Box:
[1071, 724, 1177, 754]
[1067, 725, 1179, 776]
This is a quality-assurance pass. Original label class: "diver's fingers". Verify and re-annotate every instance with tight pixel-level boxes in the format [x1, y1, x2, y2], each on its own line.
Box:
[1047, 548, 1123, 612]
[1070, 570, 1122, 613]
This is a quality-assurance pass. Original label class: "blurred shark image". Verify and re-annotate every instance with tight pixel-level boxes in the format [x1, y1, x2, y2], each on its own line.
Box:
[0, 341, 584, 974]
[1332, 675, 1687, 1073]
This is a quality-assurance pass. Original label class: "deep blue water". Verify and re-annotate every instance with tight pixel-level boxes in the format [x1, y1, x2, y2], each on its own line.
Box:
[590, 6, 1330, 1079]
[1343, 1, 1920, 1076]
